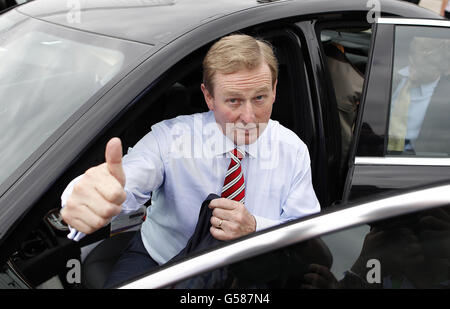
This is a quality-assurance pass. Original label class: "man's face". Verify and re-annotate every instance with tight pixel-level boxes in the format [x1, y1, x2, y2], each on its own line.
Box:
[201, 62, 277, 145]
[408, 37, 442, 86]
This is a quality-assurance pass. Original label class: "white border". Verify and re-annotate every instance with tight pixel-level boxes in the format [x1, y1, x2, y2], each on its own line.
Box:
[355, 156, 450, 166]
[377, 17, 450, 27]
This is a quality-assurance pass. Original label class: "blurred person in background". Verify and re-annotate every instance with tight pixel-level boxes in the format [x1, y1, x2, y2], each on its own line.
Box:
[441, 0, 450, 18]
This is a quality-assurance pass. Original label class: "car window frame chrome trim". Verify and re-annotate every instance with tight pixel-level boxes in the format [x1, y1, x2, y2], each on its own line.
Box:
[377, 18, 450, 27]
[119, 183, 450, 289]
[355, 156, 450, 166]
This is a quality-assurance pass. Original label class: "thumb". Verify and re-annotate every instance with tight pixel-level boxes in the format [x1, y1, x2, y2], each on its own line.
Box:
[105, 137, 126, 187]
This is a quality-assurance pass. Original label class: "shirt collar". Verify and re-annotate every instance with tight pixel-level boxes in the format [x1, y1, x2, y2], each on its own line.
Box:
[204, 111, 272, 159]
[398, 66, 440, 95]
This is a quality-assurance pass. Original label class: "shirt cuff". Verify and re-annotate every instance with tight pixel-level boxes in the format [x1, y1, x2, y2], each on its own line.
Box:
[253, 215, 281, 232]
[63, 189, 137, 242]
[60, 178, 86, 241]
[67, 227, 86, 242]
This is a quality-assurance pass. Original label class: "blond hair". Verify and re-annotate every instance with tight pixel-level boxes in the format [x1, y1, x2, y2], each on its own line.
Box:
[202, 34, 278, 96]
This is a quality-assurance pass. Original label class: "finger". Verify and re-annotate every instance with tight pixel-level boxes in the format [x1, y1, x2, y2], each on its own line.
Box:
[84, 192, 123, 220]
[78, 204, 112, 231]
[82, 164, 126, 205]
[210, 226, 229, 241]
[210, 216, 224, 229]
[105, 137, 126, 187]
[209, 198, 238, 210]
[212, 208, 234, 222]
[93, 166, 127, 205]
[62, 203, 109, 234]
[66, 217, 96, 235]
[308, 264, 334, 280]
[73, 175, 124, 214]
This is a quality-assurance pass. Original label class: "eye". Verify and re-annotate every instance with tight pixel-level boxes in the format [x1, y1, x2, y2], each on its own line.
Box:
[227, 98, 240, 105]
[254, 95, 266, 103]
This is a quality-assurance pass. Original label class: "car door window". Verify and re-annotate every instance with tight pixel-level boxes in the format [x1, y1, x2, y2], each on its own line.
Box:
[386, 26, 450, 157]
[331, 205, 450, 289]
[168, 204, 450, 289]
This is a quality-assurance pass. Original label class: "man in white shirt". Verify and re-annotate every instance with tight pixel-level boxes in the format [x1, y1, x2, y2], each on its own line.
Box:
[60, 34, 320, 287]
[387, 37, 446, 153]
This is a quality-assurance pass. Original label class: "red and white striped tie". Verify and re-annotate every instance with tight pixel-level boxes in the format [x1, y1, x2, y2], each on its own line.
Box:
[221, 148, 245, 203]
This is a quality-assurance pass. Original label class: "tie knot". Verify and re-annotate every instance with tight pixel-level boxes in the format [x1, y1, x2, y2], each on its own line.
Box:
[232, 148, 245, 160]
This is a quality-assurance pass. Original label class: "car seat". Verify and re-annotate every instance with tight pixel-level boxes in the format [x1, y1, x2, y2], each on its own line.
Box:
[161, 82, 192, 120]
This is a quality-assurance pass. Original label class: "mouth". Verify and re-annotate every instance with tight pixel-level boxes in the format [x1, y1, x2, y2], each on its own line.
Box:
[226, 124, 263, 145]
[236, 128, 257, 136]
[235, 125, 257, 132]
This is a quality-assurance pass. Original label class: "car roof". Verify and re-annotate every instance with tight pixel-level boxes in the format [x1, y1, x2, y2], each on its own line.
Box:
[17, 0, 440, 45]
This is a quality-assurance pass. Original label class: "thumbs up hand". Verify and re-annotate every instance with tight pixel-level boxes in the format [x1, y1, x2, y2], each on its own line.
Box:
[61, 138, 127, 234]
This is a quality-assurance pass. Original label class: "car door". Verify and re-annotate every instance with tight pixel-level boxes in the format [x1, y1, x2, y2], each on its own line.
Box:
[344, 18, 450, 202]
[118, 182, 450, 289]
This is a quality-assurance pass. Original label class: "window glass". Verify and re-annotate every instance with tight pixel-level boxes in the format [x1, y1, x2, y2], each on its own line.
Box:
[169, 204, 450, 289]
[329, 205, 450, 289]
[0, 10, 150, 189]
[386, 26, 450, 157]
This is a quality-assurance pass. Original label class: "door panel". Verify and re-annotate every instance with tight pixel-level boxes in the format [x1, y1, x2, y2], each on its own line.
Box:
[347, 19, 450, 202]
[165, 204, 450, 289]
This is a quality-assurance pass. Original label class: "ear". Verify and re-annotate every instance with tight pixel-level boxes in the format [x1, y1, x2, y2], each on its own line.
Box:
[201, 83, 215, 111]
[271, 79, 278, 104]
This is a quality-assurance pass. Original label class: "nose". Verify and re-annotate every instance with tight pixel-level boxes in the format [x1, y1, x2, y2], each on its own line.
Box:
[240, 101, 256, 124]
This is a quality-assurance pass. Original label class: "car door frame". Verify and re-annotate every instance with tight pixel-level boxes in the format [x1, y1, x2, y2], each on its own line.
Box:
[343, 18, 450, 203]
[0, 1, 330, 252]
[306, 18, 374, 206]
[0, 4, 332, 263]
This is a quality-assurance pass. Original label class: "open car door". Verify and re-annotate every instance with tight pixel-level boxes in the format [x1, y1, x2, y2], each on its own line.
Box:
[344, 17, 450, 202]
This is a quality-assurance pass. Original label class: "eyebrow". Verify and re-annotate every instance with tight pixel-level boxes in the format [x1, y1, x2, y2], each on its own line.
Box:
[223, 91, 242, 97]
[223, 87, 271, 97]
[254, 86, 271, 94]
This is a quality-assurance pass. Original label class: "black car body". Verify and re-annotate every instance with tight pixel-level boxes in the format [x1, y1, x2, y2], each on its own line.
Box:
[0, 0, 29, 12]
[0, 0, 449, 289]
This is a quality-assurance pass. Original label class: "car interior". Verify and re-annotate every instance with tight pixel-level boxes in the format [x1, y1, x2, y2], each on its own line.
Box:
[320, 23, 372, 199]
[0, 20, 374, 289]
[319, 25, 371, 185]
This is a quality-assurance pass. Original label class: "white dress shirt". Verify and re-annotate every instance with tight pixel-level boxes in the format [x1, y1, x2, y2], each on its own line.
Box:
[62, 111, 320, 264]
[391, 67, 440, 150]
